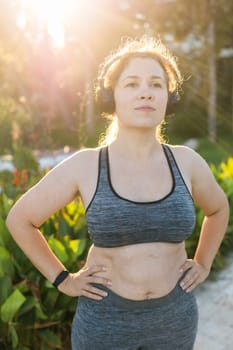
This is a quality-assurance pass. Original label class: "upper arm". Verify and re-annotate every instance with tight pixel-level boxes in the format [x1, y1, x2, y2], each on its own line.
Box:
[7, 148, 96, 228]
[188, 148, 228, 216]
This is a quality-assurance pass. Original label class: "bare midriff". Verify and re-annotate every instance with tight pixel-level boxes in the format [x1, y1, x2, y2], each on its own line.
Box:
[85, 241, 187, 300]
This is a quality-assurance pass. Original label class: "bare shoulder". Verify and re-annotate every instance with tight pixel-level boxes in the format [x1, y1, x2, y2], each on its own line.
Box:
[44, 146, 101, 196]
[167, 144, 213, 181]
[168, 144, 227, 214]
[7, 147, 102, 227]
[165, 144, 205, 180]
[65, 146, 101, 172]
[167, 144, 202, 164]
[68, 147, 101, 185]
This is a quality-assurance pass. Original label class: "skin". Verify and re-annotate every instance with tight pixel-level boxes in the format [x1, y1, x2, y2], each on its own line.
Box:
[6, 57, 229, 301]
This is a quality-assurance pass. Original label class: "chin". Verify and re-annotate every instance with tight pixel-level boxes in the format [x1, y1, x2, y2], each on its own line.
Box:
[134, 118, 163, 128]
[127, 122, 159, 130]
[118, 116, 164, 130]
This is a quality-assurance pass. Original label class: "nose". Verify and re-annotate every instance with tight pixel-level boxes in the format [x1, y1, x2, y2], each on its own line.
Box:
[138, 89, 154, 100]
[140, 94, 153, 100]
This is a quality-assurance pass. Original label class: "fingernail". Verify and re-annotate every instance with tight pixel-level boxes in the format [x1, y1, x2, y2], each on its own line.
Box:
[102, 266, 107, 271]
[180, 282, 185, 288]
[179, 268, 183, 273]
[103, 292, 108, 297]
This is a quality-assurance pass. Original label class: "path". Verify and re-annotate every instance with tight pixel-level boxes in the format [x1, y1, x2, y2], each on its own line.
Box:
[194, 252, 233, 350]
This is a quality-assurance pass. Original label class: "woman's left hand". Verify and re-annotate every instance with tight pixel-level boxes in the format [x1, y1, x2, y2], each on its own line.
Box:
[179, 259, 210, 292]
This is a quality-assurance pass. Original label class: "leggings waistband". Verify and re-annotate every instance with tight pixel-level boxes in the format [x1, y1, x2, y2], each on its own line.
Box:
[92, 280, 186, 311]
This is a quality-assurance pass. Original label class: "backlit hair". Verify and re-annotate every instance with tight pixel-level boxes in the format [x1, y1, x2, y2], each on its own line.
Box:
[97, 36, 183, 146]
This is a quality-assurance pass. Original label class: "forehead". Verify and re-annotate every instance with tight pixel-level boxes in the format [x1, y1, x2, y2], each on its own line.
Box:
[118, 57, 166, 81]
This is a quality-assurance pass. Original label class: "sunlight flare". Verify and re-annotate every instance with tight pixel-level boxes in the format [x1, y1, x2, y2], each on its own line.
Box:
[20, 0, 77, 47]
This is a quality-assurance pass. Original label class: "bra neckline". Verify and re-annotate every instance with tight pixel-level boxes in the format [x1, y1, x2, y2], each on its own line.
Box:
[106, 144, 176, 205]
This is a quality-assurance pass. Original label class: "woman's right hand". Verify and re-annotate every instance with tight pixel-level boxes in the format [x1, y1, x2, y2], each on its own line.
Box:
[57, 265, 112, 300]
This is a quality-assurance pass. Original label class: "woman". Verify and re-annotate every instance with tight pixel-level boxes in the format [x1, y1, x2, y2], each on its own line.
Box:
[6, 37, 229, 349]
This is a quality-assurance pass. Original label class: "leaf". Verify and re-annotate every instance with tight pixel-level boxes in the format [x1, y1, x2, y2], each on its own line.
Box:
[17, 296, 36, 316]
[0, 216, 11, 247]
[2, 193, 13, 214]
[0, 246, 14, 278]
[65, 200, 77, 216]
[69, 239, 86, 259]
[0, 275, 12, 304]
[35, 301, 48, 320]
[0, 289, 26, 323]
[8, 324, 19, 348]
[43, 288, 59, 312]
[57, 215, 71, 236]
[39, 329, 62, 349]
[48, 237, 68, 263]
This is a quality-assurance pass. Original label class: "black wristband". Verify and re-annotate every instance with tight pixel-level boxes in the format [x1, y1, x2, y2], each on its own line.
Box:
[53, 270, 69, 288]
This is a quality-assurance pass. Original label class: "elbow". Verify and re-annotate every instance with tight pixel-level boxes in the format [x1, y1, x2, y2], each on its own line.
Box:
[6, 205, 28, 235]
[221, 191, 230, 217]
[6, 205, 39, 236]
[6, 207, 18, 234]
[215, 195, 230, 227]
[205, 193, 229, 223]
[224, 196, 230, 222]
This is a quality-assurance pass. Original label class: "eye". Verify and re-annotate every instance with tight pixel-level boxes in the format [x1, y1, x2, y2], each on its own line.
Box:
[151, 82, 163, 88]
[125, 82, 138, 88]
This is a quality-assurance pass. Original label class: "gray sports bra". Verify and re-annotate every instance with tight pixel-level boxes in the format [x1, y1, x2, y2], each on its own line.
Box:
[85, 144, 196, 248]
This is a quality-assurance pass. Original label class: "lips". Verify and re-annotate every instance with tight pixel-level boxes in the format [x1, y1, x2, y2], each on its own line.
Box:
[135, 106, 156, 112]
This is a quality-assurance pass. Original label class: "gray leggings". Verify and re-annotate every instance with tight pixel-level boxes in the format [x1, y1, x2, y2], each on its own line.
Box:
[71, 280, 198, 350]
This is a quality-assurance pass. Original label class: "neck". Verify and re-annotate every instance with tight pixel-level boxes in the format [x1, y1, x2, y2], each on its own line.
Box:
[110, 127, 162, 159]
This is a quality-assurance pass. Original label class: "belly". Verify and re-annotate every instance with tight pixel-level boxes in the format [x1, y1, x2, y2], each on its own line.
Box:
[85, 242, 187, 300]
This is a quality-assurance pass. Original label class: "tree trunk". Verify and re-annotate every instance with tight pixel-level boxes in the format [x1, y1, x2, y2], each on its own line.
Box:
[207, 0, 217, 142]
[232, 64, 233, 134]
[85, 69, 95, 136]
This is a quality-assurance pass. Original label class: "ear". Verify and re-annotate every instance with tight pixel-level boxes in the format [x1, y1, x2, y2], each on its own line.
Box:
[96, 87, 115, 114]
[166, 91, 180, 116]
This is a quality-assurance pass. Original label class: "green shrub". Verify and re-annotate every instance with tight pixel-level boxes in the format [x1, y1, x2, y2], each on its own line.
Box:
[0, 194, 89, 349]
[186, 157, 233, 270]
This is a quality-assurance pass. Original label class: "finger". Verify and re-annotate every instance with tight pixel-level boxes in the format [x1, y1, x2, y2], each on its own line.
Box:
[86, 285, 108, 297]
[180, 271, 199, 291]
[81, 289, 105, 301]
[179, 259, 194, 273]
[185, 279, 200, 293]
[88, 275, 112, 286]
[83, 265, 107, 276]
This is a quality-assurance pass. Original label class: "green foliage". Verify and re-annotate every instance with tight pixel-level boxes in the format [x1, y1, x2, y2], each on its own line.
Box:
[196, 137, 233, 165]
[0, 191, 89, 349]
[186, 157, 233, 270]
[13, 147, 39, 172]
[0, 157, 233, 348]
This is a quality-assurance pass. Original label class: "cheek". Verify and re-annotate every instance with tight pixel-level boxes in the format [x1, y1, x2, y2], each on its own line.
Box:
[114, 90, 132, 111]
[157, 92, 169, 109]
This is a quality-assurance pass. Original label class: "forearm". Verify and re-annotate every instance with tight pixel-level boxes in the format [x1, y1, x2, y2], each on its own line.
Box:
[194, 202, 229, 270]
[6, 218, 65, 283]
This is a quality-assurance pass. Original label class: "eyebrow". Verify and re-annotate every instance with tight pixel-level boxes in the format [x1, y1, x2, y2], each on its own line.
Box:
[122, 75, 165, 81]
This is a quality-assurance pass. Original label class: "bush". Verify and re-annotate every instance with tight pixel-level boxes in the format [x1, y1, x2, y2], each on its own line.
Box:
[185, 157, 233, 270]
[0, 194, 89, 349]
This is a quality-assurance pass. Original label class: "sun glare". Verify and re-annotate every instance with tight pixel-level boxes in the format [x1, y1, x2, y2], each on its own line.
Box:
[21, 0, 77, 47]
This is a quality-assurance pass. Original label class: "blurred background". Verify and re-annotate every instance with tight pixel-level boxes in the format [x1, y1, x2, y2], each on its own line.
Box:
[0, 0, 232, 163]
[0, 1, 232, 349]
